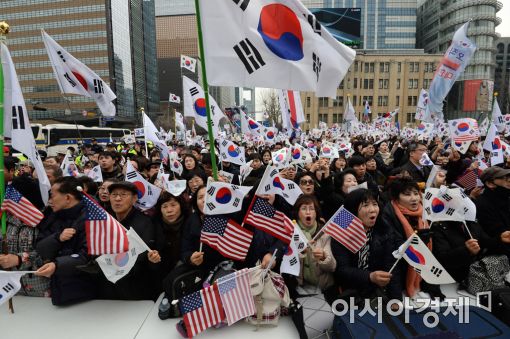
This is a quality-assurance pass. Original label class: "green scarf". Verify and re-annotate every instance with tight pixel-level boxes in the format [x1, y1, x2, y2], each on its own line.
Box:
[298, 220, 319, 285]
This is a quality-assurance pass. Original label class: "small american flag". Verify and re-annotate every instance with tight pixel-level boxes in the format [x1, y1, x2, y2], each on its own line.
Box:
[455, 169, 480, 191]
[201, 216, 253, 261]
[217, 269, 255, 325]
[181, 284, 225, 338]
[323, 206, 367, 253]
[245, 197, 294, 244]
[82, 193, 129, 255]
[1, 185, 43, 227]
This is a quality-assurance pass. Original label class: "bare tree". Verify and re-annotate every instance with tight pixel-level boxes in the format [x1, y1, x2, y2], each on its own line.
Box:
[258, 89, 281, 128]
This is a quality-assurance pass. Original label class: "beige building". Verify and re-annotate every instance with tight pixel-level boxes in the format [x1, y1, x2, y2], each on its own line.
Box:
[301, 49, 443, 130]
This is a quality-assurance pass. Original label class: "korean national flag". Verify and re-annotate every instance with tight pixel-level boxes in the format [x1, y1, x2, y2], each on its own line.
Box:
[198, 0, 356, 98]
[204, 180, 252, 215]
[0, 271, 25, 306]
[125, 161, 162, 210]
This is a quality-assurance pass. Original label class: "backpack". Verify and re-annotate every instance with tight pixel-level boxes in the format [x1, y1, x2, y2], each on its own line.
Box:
[467, 255, 510, 295]
[163, 264, 203, 318]
[246, 266, 290, 326]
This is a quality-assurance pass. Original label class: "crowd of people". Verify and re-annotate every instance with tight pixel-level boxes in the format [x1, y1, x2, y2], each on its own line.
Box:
[1, 133, 510, 338]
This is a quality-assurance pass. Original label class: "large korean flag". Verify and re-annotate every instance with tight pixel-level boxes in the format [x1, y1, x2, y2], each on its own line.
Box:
[199, 0, 356, 98]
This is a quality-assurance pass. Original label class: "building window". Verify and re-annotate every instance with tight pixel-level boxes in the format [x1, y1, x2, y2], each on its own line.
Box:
[370, 62, 374, 73]
[397, 79, 400, 89]
[423, 79, 431, 88]
[379, 62, 389, 72]
[369, 79, 374, 89]
[364, 79, 368, 89]
[364, 63, 369, 73]
[332, 114, 338, 123]
[377, 96, 388, 106]
[353, 78, 357, 89]
[396, 96, 400, 106]
[414, 79, 418, 89]
[406, 113, 414, 123]
[408, 79, 414, 89]
[339, 80, 344, 89]
[333, 96, 343, 107]
[407, 96, 417, 106]
[353, 96, 357, 106]
[398, 62, 401, 72]
[306, 97, 311, 108]
[354, 61, 359, 72]
[318, 97, 329, 107]
[318, 114, 327, 123]
[306, 114, 310, 122]
[379, 79, 383, 89]
[414, 62, 420, 73]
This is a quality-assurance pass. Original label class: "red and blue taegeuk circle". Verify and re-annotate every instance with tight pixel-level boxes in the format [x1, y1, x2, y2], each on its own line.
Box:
[194, 98, 207, 117]
[266, 131, 275, 139]
[273, 177, 285, 190]
[227, 145, 239, 157]
[257, 4, 304, 61]
[431, 197, 445, 213]
[248, 119, 259, 130]
[457, 122, 470, 132]
[292, 148, 301, 159]
[133, 181, 145, 199]
[405, 246, 426, 265]
[492, 138, 501, 150]
[216, 187, 232, 204]
[114, 252, 129, 267]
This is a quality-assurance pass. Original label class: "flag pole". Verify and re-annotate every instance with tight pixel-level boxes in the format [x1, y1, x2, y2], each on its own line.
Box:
[193, 0, 218, 180]
[0, 21, 14, 314]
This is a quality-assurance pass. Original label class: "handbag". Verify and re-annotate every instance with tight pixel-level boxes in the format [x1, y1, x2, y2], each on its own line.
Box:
[467, 255, 510, 295]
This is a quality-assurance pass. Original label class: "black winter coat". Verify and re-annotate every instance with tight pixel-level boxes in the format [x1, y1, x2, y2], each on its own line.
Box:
[475, 188, 510, 237]
[331, 220, 402, 300]
[398, 161, 431, 183]
[36, 202, 97, 305]
[432, 220, 510, 283]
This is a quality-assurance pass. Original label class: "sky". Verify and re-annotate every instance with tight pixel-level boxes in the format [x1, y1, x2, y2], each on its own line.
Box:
[497, 3, 510, 36]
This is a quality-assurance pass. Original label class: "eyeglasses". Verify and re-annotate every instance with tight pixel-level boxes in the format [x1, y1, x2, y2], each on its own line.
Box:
[110, 192, 133, 199]
[300, 179, 314, 186]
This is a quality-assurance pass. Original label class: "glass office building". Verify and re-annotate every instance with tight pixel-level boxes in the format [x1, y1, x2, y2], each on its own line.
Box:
[0, 0, 159, 122]
[301, 0, 417, 49]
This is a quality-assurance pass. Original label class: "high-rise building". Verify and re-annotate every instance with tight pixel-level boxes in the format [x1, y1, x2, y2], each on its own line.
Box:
[0, 0, 159, 125]
[301, 50, 443, 129]
[301, 0, 418, 49]
[495, 37, 510, 113]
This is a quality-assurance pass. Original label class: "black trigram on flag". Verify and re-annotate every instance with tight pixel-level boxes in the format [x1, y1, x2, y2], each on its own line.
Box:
[264, 184, 271, 192]
[306, 14, 321, 35]
[2, 283, 14, 293]
[497, 116, 504, 124]
[234, 39, 265, 74]
[288, 183, 295, 190]
[441, 193, 453, 201]
[64, 72, 77, 87]
[232, 185, 239, 191]
[430, 265, 443, 277]
[206, 202, 216, 211]
[232, 0, 250, 11]
[207, 186, 216, 196]
[312, 53, 321, 82]
[414, 268, 422, 274]
[293, 234, 300, 242]
[94, 79, 104, 94]
[270, 169, 279, 177]
[424, 192, 433, 200]
[445, 208, 455, 216]
[221, 140, 228, 147]
[289, 257, 298, 266]
[233, 197, 240, 207]
[126, 171, 137, 180]
[297, 243, 305, 251]
[410, 236, 419, 245]
[189, 87, 199, 96]
[425, 207, 431, 215]
[147, 186, 153, 196]
[57, 50, 66, 62]
[12, 106, 26, 130]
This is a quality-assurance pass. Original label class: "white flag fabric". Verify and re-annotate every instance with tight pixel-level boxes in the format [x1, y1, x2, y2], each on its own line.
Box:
[419, 153, 434, 166]
[427, 22, 476, 120]
[168, 151, 184, 176]
[198, 0, 356, 97]
[0, 271, 27, 305]
[61, 151, 80, 177]
[343, 97, 357, 122]
[239, 161, 253, 184]
[483, 123, 504, 165]
[415, 122, 434, 137]
[319, 142, 339, 159]
[143, 113, 170, 159]
[169, 93, 181, 104]
[240, 110, 262, 135]
[415, 89, 429, 121]
[175, 111, 186, 131]
[492, 99, 505, 133]
[281, 224, 308, 276]
[448, 118, 479, 143]
[1, 43, 51, 204]
[290, 144, 312, 165]
[96, 228, 150, 283]
[261, 126, 278, 145]
[393, 234, 455, 285]
[164, 179, 187, 197]
[125, 161, 162, 210]
[204, 181, 252, 215]
[256, 165, 303, 204]
[279, 89, 305, 130]
[218, 170, 235, 184]
[183, 76, 225, 136]
[271, 148, 291, 169]
[181, 54, 197, 72]
[41, 30, 116, 116]
[423, 186, 469, 222]
[218, 139, 246, 166]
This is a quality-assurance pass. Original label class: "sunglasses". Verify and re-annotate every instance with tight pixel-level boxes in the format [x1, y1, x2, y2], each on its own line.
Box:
[300, 179, 314, 186]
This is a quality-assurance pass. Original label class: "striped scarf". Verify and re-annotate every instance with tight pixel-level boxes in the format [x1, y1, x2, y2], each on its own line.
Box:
[358, 228, 373, 270]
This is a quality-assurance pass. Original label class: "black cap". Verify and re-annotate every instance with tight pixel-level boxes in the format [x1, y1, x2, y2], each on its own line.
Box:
[108, 181, 139, 195]
[480, 167, 510, 183]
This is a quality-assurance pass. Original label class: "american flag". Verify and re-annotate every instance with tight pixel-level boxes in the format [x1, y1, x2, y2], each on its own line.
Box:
[217, 269, 255, 325]
[455, 169, 480, 191]
[245, 197, 294, 244]
[181, 284, 225, 338]
[1, 185, 43, 227]
[82, 193, 129, 255]
[323, 206, 367, 253]
[201, 216, 253, 261]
